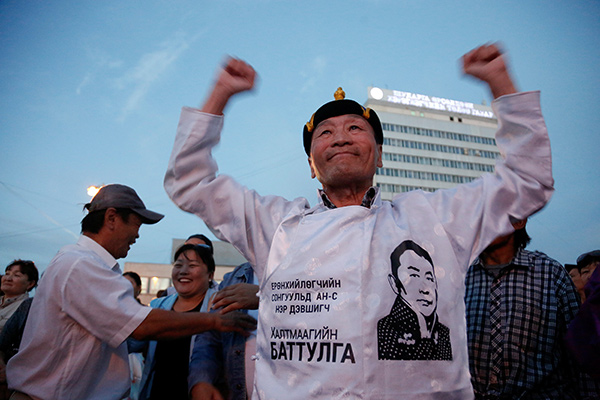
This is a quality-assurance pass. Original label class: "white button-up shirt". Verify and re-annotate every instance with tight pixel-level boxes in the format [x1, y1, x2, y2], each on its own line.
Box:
[7, 235, 152, 400]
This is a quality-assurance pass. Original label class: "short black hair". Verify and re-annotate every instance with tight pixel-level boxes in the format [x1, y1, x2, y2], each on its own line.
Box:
[174, 243, 216, 276]
[513, 226, 531, 252]
[565, 264, 578, 273]
[390, 240, 434, 280]
[186, 234, 214, 253]
[123, 271, 142, 287]
[5, 259, 39, 291]
[81, 207, 134, 234]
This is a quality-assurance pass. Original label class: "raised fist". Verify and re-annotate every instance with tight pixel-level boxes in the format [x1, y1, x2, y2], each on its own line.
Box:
[462, 43, 517, 98]
[215, 57, 256, 98]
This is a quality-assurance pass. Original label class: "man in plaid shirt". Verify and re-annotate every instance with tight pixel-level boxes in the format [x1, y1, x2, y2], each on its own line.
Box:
[465, 219, 599, 399]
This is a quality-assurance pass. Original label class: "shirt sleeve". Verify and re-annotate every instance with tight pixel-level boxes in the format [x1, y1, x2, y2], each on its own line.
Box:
[164, 108, 310, 280]
[188, 322, 223, 391]
[419, 91, 554, 268]
[60, 254, 151, 348]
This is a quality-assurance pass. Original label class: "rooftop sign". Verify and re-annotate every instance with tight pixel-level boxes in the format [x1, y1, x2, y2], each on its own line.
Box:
[369, 87, 495, 119]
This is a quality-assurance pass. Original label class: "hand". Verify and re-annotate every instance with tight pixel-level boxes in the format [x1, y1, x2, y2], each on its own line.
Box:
[216, 58, 256, 98]
[212, 283, 259, 314]
[190, 382, 224, 400]
[462, 43, 517, 98]
[201, 58, 257, 115]
[215, 311, 257, 335]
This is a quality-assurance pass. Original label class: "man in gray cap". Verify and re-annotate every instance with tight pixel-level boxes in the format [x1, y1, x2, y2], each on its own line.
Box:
[7, 184, 255, 400]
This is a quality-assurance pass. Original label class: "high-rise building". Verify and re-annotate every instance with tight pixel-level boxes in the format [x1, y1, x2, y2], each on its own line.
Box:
[365, 87, 500, 201]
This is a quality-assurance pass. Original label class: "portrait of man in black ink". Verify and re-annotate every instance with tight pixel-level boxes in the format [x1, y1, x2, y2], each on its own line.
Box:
[377, 240, 452, 360]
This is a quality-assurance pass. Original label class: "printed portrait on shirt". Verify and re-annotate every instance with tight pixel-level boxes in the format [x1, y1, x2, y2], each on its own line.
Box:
[377, 240, 452, 360]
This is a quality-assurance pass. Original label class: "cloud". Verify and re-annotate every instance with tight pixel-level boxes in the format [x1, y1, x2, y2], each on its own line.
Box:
[116, 33, 190, 120]
[76, 73, 92, 95]
[299, 56, 328, 93]
[76, 48, 123, 95]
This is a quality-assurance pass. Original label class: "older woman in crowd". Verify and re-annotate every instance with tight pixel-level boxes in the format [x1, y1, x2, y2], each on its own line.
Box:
[0, 259, 39, 399]
[131, 243, 218, 400]
[0, 260, 38, 332]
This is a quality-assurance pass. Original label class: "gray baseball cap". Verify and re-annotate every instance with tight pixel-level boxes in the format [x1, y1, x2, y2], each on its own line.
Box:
[87, 184, 164, 224]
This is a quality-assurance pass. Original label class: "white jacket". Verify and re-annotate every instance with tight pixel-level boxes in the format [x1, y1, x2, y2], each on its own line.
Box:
[165, 91, 553, 399]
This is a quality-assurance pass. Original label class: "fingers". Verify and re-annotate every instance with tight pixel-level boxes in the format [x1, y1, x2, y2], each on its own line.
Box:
[212, 283, 259, 312]
[220, 57, 256, 91]
[462, 43, 502, 72]
[219, 312, 257, 335]
[462, 42, 516, 98]
[223, 57, 256, 81]
[218, 302, 242, 315]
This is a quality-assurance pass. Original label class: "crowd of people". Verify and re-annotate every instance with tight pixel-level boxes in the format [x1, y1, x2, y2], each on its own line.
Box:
[1, 43, 599, 399]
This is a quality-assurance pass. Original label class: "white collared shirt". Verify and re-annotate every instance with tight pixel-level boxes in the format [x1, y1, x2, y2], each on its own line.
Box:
[7, 235, 152, 400]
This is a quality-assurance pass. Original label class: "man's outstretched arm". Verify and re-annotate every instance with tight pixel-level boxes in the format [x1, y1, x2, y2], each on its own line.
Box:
[131, 308, 256, 341]
[463, 43, 517, 99]
[201, 58, 256, 115]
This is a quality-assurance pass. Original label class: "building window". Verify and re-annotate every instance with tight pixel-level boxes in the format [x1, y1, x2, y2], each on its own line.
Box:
[376, 167, 478, 184]
[383, 138, 501, 160]
[382, 123, 496, 146]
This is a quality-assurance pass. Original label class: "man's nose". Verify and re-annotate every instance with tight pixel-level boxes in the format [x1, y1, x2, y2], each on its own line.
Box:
[331, 129, 353, 146]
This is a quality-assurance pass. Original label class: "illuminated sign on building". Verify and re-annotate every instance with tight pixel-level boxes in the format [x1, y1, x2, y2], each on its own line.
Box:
[369, 87, 495, 119]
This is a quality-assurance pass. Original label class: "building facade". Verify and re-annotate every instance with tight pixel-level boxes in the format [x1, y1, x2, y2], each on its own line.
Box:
[365, 87, 499, 200]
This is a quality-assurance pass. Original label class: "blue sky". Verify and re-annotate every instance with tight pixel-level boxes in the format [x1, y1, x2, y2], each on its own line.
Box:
[1, 0, 599, 272]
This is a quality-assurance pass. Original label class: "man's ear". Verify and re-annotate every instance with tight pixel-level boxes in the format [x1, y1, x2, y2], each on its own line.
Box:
[376, 144, 383, 168]
[512, 219, 527, 230]
[308, 156, 316, 179]
[104, 208, 118, 230]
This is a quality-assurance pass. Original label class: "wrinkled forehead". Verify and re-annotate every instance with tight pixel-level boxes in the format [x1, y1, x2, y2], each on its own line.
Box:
[315, 113, 370, 129]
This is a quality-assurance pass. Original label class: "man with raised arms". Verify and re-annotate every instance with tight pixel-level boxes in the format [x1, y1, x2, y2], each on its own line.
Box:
[165, 44, 554, 399]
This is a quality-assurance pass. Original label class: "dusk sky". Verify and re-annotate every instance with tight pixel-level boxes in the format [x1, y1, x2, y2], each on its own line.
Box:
[1, 1, 598, 273]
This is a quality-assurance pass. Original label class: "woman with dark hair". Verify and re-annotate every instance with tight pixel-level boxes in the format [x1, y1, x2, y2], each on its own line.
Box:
[0, 260, 38, 332]
[132, 244, 218, 400]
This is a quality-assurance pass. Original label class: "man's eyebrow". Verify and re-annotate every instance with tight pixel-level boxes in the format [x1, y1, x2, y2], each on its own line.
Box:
[407, 266, 420, 272]
[316, 120, 335, 130]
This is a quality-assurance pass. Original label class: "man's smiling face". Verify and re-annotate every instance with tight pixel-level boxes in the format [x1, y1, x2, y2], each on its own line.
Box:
[308, 114, 382, 190]
[397, 250, 437, 317]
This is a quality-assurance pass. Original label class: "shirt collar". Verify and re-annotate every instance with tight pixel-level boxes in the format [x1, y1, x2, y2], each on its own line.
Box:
[78, 235, 120, 272]
[474, 249, 531, 275]
[0, 292, 29, 308]
[319, 186, 379, 209]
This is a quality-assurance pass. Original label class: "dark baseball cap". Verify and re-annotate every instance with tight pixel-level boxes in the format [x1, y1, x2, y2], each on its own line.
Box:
[576, 250, 600, 268]
[87, 184, 164, 224]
